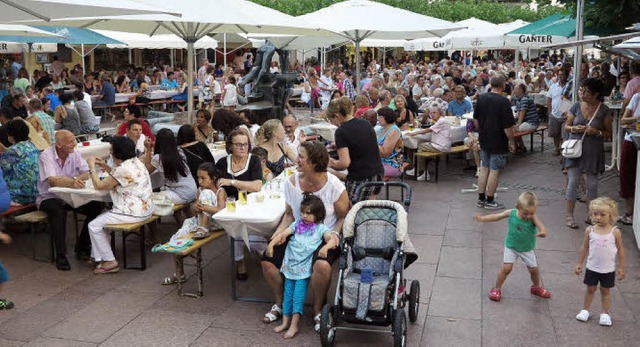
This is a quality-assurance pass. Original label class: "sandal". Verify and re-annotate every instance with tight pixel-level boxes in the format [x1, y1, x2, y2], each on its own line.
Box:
[576, 309, 590, 322]
[94, 264, 119, 274]
[192, 227, 209, 240]
[619, 215, 633, 225]
[314, 313, 321, 333]
[599, 313, 612, 326]
[0, 299, 14, 310]
[530, 286, 551, 299]
[489, 288, 501, 302]
[566, 217, 579, 229]
[262, 304, 282, 323]
[162, 274, 186, 285]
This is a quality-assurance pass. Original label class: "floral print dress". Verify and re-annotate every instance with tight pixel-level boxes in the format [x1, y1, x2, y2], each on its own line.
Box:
[0, 141, 39, 204]
[109, 157, 154, 217]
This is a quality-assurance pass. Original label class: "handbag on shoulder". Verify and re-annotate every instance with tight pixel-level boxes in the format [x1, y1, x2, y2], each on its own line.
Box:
[561, 103, 600, 159]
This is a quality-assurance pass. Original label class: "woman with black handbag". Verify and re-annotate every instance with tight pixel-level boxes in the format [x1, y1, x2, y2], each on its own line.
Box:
[563, 78, 612, 229]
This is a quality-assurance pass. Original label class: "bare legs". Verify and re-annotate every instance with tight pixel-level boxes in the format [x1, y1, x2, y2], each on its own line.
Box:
[495, 263, 542, 289]
[478, 167, 501, 197]
[582, 286, 611, 314]
[274, 314, 300, 338]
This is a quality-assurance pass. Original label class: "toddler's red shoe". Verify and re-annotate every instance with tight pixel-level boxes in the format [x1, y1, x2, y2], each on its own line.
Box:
[489, 288, 501, 301]
[530, 286, 551, 298]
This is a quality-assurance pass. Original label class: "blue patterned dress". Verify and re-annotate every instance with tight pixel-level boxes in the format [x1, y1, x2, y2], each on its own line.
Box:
[0, 141, 39, 204]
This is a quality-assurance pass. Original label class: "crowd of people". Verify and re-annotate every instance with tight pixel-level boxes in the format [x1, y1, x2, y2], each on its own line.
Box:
[0, 46, 638, 332]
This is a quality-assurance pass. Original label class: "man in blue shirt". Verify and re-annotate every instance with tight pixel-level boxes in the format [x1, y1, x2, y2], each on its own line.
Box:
[447, 85, 473, 117]
[43, 88, 62, 111]
[95, 75, 116, 106]
[160, 72, 179, 90]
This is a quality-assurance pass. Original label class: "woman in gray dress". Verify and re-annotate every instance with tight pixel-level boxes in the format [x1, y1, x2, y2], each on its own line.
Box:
[563, 78, 612, 228]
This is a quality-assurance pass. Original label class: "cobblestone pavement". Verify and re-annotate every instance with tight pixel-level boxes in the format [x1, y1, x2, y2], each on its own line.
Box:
[0, 115, 638, 346]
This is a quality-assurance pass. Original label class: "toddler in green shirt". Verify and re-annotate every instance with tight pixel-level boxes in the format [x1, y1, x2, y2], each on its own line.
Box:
[474, 191, 551, 302]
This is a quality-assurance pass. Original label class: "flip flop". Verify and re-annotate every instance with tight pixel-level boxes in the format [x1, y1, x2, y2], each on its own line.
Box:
[162, 275, 187, 285]
[566, 217, 579, 229]
[94, 265, 120, 274]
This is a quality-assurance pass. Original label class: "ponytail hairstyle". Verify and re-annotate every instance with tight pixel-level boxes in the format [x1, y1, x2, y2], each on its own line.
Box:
[326, 96, 354, 120]
[255, 119, 282, 145]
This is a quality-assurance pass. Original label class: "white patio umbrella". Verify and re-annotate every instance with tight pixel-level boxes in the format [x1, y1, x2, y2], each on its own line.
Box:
[406, 18, 497, 51]
[295, 0, 462, 90]
[30, 0, 334, 119]
[0, 0, 179, 22]
[0, 24, 62, 37]
[96, 30, 217, 50]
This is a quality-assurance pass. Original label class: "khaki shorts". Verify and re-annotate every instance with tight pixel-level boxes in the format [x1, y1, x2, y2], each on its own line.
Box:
[503, 247, 538, 268]
[418, 142, 441, 152]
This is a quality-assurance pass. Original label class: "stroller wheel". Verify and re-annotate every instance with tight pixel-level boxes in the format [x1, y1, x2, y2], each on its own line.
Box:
[320, 304, 336, 347]
[393, 310, 407, 347]
[408, 280, 420, 323]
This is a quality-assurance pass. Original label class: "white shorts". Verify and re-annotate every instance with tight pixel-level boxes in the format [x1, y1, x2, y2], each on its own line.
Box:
[503, 247, 538, 268]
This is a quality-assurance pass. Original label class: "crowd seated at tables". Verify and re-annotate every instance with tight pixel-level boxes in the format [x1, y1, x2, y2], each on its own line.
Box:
[0, 45, 639, 338]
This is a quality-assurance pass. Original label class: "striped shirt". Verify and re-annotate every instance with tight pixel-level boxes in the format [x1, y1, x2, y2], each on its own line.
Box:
[515, 94, 539, 126]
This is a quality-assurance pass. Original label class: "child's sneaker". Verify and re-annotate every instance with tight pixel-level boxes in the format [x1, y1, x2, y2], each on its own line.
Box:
[0, 299, 14, 310]
[530, 286, 551, 298]
[599, 313, 612, 326]
[575, 309, 590, 322]
[489, 288, 501, 301]
[477, 199, 486, 208]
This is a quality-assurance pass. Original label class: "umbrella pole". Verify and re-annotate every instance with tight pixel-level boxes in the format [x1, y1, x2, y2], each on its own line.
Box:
[572, 0, 585, 103]
[128, 49, 132, 65]
[355, 33, 361, 93]
[170, 48, 175, 69]
[81, 44, 86, 74]
[223, 33, 227, 69]
[187, 40, 195, 123]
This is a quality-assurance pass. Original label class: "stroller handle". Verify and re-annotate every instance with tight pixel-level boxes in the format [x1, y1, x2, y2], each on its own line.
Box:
[353, 181, 412, 210]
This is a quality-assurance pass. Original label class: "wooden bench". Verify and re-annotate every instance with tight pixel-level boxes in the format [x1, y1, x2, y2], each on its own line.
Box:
[103, 215, 159, 270]
[95, 127, 116, 138]
[513, 124, 548, 153]
[413, 144, 469, 183]
[167, 230, 226, 298]
[14, 211, 52, 262]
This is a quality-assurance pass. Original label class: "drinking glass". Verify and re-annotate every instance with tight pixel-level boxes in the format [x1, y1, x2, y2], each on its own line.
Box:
[226, 197, 236, 212]
[238, 190, 247, 205]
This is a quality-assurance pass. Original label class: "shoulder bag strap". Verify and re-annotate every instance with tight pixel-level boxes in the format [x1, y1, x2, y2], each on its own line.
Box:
[580, 102, 601, 142]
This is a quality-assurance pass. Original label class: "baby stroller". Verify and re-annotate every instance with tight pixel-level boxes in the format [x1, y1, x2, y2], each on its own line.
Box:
[320, 182, 419, 347]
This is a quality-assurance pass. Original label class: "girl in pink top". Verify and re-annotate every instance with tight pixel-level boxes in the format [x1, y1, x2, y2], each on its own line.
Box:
[575, 197, 625, 326]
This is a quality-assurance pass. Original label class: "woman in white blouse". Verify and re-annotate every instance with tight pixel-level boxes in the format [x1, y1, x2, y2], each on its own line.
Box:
[86, 136, 154, 274]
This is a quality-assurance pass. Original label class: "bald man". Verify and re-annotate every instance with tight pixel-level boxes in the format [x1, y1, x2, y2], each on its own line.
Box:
[36, 130, 102, 270]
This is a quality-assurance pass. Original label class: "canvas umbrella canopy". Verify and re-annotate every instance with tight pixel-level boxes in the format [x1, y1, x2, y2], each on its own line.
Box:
[0, 26, 123, 79]
[295, 0, 462, 90]
[506, 13, 579, 43]
[0, 24, 62, 37]
[405, 18, 498, 51]
[0, 0, 179, 22]
[28, 0, 334, 119]
[96, 30, 217, 49]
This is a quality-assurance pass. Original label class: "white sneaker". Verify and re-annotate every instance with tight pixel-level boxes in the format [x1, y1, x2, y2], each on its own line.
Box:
[599, 313, 612, 326]
[406, 168, 415, 176]
[417, 171, 430, 181]
[575, 309, 590, 322]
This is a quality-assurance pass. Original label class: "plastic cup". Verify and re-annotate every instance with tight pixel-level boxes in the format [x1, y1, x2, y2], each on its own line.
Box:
[226, 197, 236, 212]
[238, 190, 247, 205]
[82, 141, 90, 146]
[255, 192, 265, 203]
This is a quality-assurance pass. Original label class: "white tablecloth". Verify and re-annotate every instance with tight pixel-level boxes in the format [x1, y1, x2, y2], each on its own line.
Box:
[91, 89, 200, 104]
[76, 138, 111, 160]
[532, 92, 547, 107]
[50, 171, 165, 208]
[402, 119, 468, 149]
[307, 122, 338, 142]
[206, 143, 228, 162]
[213, 183, 286, 248]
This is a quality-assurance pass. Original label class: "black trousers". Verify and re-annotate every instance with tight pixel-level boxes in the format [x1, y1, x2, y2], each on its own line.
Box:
[39, 199, 103, 257]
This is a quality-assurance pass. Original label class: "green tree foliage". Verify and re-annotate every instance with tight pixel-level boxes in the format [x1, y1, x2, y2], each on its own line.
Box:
[537, 0, 638, 35]
[251, 0, 560, 24]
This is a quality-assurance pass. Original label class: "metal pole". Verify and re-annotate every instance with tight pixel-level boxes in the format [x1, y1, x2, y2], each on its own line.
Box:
[572, 0, 585, 103]
[128, 48, 132, 65]
[355, 30, 361, 93]
[170, 48, 175, 69]
[223, 33, 227, 69]
[187, 40, 195, 122]
[81, 44, 86, 73]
